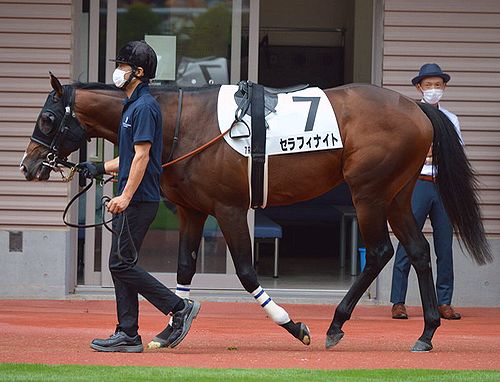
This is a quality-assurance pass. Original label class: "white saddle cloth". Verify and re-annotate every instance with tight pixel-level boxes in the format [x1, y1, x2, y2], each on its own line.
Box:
[217, 85, 343, 157]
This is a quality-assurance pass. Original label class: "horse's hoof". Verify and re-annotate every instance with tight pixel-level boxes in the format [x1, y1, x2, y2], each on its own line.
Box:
[411, 339, 433, 352]
[280, 320, 311, 346]
[298, 322, 311, 346]
[325, 331, 344, 349]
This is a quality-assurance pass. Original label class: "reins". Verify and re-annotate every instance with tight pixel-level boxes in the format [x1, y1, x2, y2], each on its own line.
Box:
[162, 125, 233, 168]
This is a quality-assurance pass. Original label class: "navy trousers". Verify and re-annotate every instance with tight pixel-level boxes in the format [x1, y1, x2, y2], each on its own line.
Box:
[390, 179, 454, 306]
[109, 201, 181, 336]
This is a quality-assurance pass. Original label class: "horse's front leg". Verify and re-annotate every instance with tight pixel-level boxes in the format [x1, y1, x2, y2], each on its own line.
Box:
[326, 203, 395, 349]
[216, 205, 311, 345]
[175, 205, 208, 291]
[147, 204, 207, 349]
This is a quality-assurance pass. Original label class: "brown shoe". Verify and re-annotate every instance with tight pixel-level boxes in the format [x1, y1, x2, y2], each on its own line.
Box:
[392, 303, 408, 319]
[438, 305, 461, 320]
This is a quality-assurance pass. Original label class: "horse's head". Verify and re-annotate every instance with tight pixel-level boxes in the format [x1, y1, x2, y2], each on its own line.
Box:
[21, 73, 87, 181]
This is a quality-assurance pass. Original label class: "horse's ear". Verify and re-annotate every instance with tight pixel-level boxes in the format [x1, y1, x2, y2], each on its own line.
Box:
[49, 71, 63, 98]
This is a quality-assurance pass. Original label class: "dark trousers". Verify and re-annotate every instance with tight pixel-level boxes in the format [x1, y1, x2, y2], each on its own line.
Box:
[391, 180, 454, 306]
[109, 201, 181, 336]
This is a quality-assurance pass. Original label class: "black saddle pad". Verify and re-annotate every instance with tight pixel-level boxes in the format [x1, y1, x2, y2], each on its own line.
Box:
[233, 81, 309, 119]
[234, 83, 277, 118]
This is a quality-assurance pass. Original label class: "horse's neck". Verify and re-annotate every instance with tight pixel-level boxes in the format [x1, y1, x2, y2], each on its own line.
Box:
[75, 86, 221, 164]
[157, 87, 219, 162]
[75, 88, 124, 144]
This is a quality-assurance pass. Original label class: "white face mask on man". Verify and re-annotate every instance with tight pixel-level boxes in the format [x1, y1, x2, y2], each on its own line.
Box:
[112, 68, 132, 88]
[422, 88, 444, 105]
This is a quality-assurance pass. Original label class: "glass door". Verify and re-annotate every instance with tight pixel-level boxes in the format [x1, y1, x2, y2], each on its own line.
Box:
[109, 0, 250, 288]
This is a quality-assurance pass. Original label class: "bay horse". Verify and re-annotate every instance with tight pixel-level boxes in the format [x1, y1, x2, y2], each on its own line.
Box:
[21, 73, 491, 352]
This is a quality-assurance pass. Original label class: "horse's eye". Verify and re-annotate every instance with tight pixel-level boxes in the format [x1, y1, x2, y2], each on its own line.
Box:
[44, 112, 55, 123]
[39, 112, 56, 135]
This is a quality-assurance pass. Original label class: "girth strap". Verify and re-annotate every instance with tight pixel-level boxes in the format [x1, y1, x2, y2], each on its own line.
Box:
[250, 82, 266, 209]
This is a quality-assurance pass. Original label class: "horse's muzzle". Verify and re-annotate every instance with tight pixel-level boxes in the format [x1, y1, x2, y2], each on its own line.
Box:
[21, 161, 51, 181]
[20, 163, 29, 179]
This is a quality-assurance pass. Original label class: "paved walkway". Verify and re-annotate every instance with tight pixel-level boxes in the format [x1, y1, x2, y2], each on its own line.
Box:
[1, 300, 499, 369]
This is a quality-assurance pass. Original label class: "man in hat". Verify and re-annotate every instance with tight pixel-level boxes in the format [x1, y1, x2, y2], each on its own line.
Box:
[77, 40, 200, 352]
[390, 63, 463, 320]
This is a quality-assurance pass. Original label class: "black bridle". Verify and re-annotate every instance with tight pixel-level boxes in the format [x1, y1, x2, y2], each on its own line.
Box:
[30, 84, 118, 230]
[30, 85, 87, 173]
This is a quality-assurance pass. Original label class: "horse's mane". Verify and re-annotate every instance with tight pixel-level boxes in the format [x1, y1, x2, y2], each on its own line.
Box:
[72, 82, 120, 91]
[70, 81, 221, 94]
[152, 83, 222, 93]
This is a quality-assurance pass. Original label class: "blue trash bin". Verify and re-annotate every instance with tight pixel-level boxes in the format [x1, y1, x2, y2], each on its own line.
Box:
[358, 247, 366, 272]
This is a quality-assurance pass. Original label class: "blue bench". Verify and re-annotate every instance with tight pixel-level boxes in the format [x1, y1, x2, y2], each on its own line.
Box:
[261, 183, 361, 275]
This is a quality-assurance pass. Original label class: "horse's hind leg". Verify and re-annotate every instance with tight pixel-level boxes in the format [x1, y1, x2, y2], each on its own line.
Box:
[326, 202, 394, 349]
[175, 205, 208, 292]
[388, 183, 440, 352]
[147, 205, 207, 349]
[216, 205, 311, 345]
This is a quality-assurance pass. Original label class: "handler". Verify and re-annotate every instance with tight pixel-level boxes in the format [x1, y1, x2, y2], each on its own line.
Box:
[390, 63, 462, 321]
[78, 40, 200, 352]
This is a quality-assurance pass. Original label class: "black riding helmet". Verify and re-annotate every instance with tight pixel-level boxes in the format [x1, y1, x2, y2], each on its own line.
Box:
[111, 40, 157, 80]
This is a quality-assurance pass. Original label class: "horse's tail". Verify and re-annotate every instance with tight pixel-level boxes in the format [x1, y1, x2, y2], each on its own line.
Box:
[416, 102, 492, 265]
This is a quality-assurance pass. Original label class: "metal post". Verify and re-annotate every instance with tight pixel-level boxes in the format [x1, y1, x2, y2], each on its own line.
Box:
[273, 238, 279, 278]
[340, 215, 346, 268]
[230, 0, 242, 84]
[248, 0, 260, 82]
[350, 216, 359, 276]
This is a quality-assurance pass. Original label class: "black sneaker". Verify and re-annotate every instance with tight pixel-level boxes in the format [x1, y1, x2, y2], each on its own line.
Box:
[90, 331, 143, 353]
[168, 299, 201, 348]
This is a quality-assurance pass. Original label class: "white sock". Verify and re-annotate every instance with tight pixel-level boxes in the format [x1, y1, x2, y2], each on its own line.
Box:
[176, 284, 191, 299]
[251, 286, 290, 325]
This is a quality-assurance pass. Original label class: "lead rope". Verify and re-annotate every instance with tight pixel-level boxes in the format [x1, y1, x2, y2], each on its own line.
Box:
[63, 176, 139, 263]
[62, 176, 117, 233]
[63, 176, 136, 262]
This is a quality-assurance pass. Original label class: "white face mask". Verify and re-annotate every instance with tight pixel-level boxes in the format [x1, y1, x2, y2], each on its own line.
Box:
[112, 68, 131, 88]
[422, 88, 444, 105]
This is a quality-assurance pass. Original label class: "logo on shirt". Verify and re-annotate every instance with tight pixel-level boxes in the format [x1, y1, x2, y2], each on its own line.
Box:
[122, 116, 132, 129]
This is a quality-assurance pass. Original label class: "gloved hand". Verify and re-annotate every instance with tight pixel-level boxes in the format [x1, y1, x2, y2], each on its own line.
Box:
[77, 161, 106, 179]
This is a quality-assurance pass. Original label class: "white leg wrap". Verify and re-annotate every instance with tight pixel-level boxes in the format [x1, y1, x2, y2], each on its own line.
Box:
[251, 286, 290, 325]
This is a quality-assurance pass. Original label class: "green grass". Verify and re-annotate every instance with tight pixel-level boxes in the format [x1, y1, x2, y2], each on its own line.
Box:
[150, 204, 221, 232]
[0, 364, 499, 382]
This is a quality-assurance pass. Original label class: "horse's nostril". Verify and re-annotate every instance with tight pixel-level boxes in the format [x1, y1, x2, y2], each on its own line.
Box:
[20, 164, 27, 176]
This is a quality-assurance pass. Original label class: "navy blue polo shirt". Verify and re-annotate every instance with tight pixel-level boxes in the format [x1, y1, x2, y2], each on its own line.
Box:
[117, 83, 162, 202]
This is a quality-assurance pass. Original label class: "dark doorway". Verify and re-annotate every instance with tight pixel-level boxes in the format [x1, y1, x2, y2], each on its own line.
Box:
[258, 36, 344, 88]
[254, 0, 373, 289]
